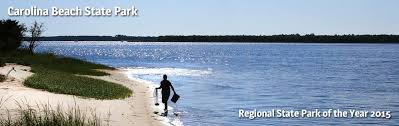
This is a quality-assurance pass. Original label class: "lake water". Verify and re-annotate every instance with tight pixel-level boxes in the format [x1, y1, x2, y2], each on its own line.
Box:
[35, 42, 399, 126]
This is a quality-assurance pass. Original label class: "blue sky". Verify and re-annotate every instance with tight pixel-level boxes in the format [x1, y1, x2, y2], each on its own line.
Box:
[1, 0, 398, 36]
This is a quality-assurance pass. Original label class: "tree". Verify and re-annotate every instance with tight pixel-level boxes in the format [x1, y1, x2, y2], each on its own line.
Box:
[28, 21, 44, 54]
[0, 19, 26, 52]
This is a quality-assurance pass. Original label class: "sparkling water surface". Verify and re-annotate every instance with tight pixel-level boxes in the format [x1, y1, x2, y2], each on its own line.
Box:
[35, 42, 399, 126]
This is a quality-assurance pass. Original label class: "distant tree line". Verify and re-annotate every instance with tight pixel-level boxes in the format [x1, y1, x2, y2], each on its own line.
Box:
[26, 35, 157, 42]
[158, 34, 399, 43]
[25, 34, 399, 43]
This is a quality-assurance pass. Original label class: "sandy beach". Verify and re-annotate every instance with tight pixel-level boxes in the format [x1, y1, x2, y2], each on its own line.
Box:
[0, 64, 167, 126]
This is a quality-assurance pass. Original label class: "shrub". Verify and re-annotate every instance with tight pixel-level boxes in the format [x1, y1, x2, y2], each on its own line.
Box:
[0, 19, 26, 52]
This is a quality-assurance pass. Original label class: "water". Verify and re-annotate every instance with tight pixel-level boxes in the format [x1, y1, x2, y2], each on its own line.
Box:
[35, 42, 399, 126]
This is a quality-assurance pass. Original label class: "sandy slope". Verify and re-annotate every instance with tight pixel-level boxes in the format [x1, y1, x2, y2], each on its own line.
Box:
[0, 64, 166, 126]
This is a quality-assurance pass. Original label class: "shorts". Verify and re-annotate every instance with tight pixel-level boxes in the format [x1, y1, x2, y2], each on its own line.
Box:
[162, 92, 170, 103]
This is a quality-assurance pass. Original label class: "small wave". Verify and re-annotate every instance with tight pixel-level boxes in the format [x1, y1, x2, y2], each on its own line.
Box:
[211, 84, 238, 90]
[123, 67, 212, 77]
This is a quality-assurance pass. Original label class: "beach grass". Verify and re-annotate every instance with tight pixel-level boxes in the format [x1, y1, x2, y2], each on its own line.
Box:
[2, 50, 113, 76]
[0, 50, 132, 99]
[25, 68, 132, 99]
[0, 99, 104, 126]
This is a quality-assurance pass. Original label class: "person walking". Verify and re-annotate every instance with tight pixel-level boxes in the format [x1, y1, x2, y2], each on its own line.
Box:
[156, 74, 176, 116]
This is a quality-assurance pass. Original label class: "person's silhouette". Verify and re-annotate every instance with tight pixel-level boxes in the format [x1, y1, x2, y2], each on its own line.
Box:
[155, 74, 176, 116]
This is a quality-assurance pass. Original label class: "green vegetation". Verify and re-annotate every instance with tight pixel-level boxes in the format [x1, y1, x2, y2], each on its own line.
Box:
[1, 50, 132, 99]
[0, 19, 130, 125]
[4, 50, 113, 76]
[25, 69, 132, 99]
[0, 100, 104, 126]
[0, 19, 26, 51]
[0, 19, 131, 99]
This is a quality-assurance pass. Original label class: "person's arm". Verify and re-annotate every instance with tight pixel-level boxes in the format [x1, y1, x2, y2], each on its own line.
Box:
[170, 83, 176, 94]
[156, 82, 162, 90]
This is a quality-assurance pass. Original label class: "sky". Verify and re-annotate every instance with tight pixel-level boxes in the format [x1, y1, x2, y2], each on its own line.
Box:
[1, 0, 399, 36]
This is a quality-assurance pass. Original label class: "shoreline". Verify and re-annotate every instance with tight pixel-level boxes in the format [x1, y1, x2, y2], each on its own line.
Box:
[0, 64, 167, 126]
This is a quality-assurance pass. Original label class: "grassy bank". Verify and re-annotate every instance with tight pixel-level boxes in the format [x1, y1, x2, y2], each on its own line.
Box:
[0, 50, 132, 99]
[25, 68, 132, 99]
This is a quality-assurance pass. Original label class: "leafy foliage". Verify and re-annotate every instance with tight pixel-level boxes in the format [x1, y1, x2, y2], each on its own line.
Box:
[0, 19, 26, 52]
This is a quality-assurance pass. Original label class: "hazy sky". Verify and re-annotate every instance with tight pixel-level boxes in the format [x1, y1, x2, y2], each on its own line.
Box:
[1, 0, 398, 36]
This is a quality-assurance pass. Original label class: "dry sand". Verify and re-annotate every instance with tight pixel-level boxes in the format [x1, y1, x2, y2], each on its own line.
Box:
[0, 64, 169, 126]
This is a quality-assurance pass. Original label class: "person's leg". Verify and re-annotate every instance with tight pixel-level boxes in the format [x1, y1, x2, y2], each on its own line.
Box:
[164, 102, 168, 112]
[160, 102, 168, 116]
[162, 93, 170, 112]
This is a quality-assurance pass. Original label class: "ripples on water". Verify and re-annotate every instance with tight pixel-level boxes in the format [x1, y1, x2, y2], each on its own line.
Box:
[35, 42, 399, 126]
